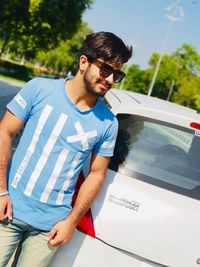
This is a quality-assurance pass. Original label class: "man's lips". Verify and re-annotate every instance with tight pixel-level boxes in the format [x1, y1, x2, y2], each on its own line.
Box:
[98, 82, 111, 90]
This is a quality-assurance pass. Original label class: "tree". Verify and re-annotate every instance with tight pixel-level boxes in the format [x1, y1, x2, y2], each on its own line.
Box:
[0, 0, 29, 56]
[172, 76, 200, 109]
[119, 64, 148, 94]
[119, 43, 200, 110]
[172, 43, 200, 77]
[171, 44, 200, 109]
[144, 44, 200, 107]
[147, 53, 179, 99]
[35, 22, 92, 75]
[0, 0, 94, 59]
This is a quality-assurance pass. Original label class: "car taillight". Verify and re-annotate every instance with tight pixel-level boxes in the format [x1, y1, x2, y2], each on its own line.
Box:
[72, 171, 96, 238]
[190, 122, 200, 130]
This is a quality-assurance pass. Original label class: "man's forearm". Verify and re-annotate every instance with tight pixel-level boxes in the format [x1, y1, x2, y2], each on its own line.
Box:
[0, 131, 12, 192]
[66, 172, 105, 227]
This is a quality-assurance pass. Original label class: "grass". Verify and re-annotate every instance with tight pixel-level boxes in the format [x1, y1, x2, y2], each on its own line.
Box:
[0, 74, 26, 87]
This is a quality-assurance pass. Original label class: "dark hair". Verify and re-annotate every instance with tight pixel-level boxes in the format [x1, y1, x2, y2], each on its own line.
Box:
[77, 31, 132, 67]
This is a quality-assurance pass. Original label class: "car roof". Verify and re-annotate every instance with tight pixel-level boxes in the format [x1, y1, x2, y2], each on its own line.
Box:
[105, 89, 200, 129]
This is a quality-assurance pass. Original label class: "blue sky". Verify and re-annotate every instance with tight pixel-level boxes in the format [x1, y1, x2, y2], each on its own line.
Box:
[82, 0, 200, 69]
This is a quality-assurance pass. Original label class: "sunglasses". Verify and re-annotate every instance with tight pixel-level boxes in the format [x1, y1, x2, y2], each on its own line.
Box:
[91, 59, 125, 83]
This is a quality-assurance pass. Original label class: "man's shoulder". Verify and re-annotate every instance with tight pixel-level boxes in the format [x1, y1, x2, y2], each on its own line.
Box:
[24, 77, 65, 98]
[28, 77, 64, 87]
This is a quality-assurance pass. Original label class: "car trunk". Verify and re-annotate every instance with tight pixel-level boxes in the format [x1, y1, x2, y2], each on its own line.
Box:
[92, 169, 200, 267]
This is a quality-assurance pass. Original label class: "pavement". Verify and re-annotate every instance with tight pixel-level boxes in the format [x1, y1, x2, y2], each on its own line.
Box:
[0, 79, 21, 118]
[0, 79, 21, 97]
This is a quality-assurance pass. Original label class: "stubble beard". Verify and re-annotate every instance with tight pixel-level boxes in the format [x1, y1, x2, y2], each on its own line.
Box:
[83, 67, 111, 98]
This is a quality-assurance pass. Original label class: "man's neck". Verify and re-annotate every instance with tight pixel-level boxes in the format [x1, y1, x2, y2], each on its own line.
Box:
[65, 77, 98, 112]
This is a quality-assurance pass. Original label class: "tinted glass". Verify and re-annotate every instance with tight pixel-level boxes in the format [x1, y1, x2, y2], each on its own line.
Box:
[109, 114, 200, 199]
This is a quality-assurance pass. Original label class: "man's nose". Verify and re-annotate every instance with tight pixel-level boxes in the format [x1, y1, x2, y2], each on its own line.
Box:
[105, 73, 114, 84]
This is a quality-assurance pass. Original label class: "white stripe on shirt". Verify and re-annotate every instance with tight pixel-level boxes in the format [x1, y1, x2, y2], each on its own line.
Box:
[24, 113, 68, 196]
[11, 104, 53, 188]
[56, 152, 82, 205]
[40, 148, 69, 203]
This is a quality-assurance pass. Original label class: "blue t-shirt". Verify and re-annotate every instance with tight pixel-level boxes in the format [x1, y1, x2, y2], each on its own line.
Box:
[7, 77, 118, 231]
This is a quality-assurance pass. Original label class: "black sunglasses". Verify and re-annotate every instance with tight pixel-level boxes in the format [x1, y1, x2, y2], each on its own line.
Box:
[91, 59, 125, 83]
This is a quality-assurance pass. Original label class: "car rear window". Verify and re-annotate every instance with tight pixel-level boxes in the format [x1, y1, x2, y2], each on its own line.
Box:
[109, 114, 200, 200]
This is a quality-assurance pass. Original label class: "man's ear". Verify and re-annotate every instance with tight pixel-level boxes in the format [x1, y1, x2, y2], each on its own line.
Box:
[79, 55, 89, 71]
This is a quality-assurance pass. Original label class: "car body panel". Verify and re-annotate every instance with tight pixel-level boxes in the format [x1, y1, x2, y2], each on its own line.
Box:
[50, 230, 163, 267]
[106, 89, 200, 130]
[91, 169, 200, 267]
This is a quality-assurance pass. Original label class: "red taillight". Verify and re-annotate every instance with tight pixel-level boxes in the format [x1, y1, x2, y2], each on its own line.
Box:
[72, 171, 96, 238]
[190, 122, 200, 130]
[76, 208, 96, 238]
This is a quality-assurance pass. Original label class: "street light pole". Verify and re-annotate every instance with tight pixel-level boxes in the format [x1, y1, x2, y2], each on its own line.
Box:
[148, 0, 184, 96]
[166, 79, 175, 101]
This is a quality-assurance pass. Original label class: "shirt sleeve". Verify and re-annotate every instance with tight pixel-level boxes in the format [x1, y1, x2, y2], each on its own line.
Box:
[93, 118, 119, 157]
[7, 78, 39, 122]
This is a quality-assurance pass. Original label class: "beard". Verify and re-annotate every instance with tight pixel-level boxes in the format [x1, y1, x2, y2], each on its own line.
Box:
[83, 66, 111, 97]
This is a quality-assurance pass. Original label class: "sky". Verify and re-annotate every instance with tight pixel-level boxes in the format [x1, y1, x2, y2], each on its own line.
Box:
[82, 0, 200, 69]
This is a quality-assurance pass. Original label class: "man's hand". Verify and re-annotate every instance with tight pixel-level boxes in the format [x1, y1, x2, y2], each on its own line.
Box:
[47, 219, 76, 247]
[0, 195, 12, 221]
[47, 154, 110, 248]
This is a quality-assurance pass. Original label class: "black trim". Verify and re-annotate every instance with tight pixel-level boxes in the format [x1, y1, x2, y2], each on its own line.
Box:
[116, 165, 200, 201]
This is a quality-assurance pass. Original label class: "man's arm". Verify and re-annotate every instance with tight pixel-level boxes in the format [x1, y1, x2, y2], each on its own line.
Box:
[0, 111, 24, 221]
[48, 153, 110, 247]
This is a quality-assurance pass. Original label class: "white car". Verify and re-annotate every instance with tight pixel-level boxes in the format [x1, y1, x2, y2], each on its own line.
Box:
[50, 89, 200, 267]
[1, 84, 200, 267]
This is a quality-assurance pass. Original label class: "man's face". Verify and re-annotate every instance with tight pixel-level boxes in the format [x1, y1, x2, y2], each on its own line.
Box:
[83, 58, 123, 97]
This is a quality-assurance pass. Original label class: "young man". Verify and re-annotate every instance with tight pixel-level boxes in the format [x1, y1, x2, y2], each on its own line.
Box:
[0, 31, 132, 267]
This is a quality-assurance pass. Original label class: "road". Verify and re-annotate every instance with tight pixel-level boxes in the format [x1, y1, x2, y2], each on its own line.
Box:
[0, 79, 21, 118]
[0, 79, 21, 97]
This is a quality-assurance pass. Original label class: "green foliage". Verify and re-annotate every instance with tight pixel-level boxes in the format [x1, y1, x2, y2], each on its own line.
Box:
[145, 44, 200, 109]
[0, 59, 34, 81]
[120, 65, 148, 94]
[0, 0, 29, 55]
[35, 22, 92, 75]
[120, 43, 200, 110]
[147, 53, 179, 99]
[0, 0, 94, 59]
[172, 43, 200, 76]
[172, 76, 200, 109]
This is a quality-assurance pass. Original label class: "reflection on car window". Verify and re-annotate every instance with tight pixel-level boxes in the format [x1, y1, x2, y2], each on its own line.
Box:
[109, 114, 200, 198]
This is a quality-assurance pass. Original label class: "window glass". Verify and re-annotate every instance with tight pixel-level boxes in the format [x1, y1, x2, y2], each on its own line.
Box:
[109, 114, 200, 198]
